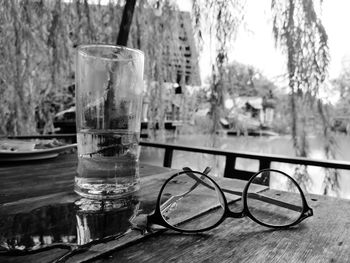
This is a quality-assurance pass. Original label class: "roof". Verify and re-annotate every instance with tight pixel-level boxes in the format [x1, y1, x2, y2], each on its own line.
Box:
[195, 108, 210, 116]
[234, 97, 263, 110]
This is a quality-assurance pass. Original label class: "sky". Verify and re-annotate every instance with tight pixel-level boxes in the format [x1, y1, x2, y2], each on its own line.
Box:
[91, 0, 350, 91]
[178, 0, 350, 86]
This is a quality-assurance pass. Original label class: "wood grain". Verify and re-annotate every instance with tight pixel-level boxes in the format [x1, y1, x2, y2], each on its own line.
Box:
[0, 153, 172, 205]
[1, 153, 349, 263]
[0, 155, 262, 263]
[92, 194, 350, 263]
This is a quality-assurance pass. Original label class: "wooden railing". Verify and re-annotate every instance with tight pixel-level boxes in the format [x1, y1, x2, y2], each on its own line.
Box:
[139, 141, 350, 181]
[7, 134, 77, 141]
[7, 135, 350, 182]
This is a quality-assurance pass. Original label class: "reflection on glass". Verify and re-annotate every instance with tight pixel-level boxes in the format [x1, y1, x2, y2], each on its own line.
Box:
[0, 203, 76, 251]
[75, 196, 140, 245]
[0, 194, 140, 251]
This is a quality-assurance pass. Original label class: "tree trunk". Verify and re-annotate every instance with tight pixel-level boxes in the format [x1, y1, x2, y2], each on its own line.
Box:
[117, 0, 137, 46]
[103, 0, 137, 128]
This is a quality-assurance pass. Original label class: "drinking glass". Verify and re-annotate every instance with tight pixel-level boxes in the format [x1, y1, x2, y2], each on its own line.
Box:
[75, 45, 144, 199]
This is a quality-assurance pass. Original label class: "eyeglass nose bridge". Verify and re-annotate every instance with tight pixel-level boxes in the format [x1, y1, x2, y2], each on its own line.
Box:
[226, 209, 245, 219]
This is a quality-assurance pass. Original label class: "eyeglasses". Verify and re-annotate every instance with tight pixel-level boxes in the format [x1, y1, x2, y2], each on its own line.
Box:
[135, 167, 313, 233]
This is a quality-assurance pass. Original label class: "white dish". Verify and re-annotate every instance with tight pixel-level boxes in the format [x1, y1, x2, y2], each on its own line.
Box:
[0, 144, 77, 161]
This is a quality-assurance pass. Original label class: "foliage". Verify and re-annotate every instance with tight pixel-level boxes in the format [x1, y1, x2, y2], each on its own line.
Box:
[0, 0, 191, 136]
[223, 61, 278, 98]
[131, 1, 188, 138]
[272, 0, 329, 156]
[193, 0, 246, 140]
[0, 0, 121, 135]
[332, 66, 350, 117]
[270, 94, 290, 134]
[271, 0, 341, 194]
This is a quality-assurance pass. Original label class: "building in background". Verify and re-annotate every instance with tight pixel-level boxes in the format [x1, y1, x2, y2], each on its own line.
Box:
[142, 11, 201, 131]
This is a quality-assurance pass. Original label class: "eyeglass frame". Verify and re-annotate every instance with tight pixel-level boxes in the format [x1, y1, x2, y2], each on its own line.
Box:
[146, 168, 313, 233]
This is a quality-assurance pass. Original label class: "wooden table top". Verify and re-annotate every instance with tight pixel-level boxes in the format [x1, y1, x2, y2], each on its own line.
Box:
[1, 153, 350, 263]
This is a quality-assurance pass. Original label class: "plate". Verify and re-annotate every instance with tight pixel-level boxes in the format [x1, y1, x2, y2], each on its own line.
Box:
[0, 144, 77, 161]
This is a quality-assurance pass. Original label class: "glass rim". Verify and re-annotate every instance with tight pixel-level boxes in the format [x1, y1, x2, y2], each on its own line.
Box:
[77, 44, 144, 61]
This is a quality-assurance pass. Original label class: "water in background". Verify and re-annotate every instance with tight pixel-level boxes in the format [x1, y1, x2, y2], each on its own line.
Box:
[140, 134, 350, 199]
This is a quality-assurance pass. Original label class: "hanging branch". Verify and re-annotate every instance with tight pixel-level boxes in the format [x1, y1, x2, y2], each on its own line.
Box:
[75, 0, 82, 45]
[193, 0, 246, 138]
[10, 0, 24, 135]
[0, 0, 193, 137]
[125, 0, 187, 139]
[272, 0, 329, 157]
[271, 0, 330, 191]
[47, 0, 60, 88]
[317, 99, 340, 195]
[84, 0, 96, 42]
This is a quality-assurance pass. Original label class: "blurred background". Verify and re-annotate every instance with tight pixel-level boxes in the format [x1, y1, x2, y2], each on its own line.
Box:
[1, 0, 350, 197]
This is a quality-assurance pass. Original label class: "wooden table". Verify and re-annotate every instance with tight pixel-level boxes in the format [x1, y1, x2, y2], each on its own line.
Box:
[1, 153, 350, 263]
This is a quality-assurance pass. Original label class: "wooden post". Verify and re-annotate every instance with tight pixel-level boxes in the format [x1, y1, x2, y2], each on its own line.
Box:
[224, 155, 236, 178]
[259, 159, 271, 170]
[258, 159, 271, 186]
[163, 148, 174, 168]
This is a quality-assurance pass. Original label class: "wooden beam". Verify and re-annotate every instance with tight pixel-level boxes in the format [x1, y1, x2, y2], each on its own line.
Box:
[139, 141, 350, 171]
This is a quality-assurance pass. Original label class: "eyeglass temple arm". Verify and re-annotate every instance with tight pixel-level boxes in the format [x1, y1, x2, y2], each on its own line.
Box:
[244, 192, 302, 212]
[159, 167, 211, 213]
[180, 170, 303, 213]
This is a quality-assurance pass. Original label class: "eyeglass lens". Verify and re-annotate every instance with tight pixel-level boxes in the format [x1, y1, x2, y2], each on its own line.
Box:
[159, 171, 225, 231]
[246, 170, 304, 227]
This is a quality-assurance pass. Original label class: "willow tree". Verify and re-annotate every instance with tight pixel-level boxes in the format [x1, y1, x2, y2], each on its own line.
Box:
[272, 0, 338, 194]
[0, 0, 188, 137]
[0, 0, 38, 135]
[0, 0, 112, 135]
[129, 0, 190, 139]
[193, 0, 246, 141]
[189, 0, 246, 174]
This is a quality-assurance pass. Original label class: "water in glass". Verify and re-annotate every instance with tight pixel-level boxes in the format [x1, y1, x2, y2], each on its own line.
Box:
[75, 130, 140, 199]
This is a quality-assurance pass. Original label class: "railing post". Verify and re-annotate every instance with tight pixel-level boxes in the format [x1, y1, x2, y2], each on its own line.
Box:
[259, 159, 271, 170]
[163, 148, 173, 168]
[258, 159, 271, 186]
[224, 155, 236, 178]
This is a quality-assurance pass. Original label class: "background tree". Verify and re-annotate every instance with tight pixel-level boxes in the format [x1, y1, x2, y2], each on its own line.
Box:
[130, 0, 189, 139]
[332, 65, 350, 118]
[223, 61, 278, 98]
[271, 0, 339, 193]
[193, 0, 246, 138]
[0, 0, 189, 137]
